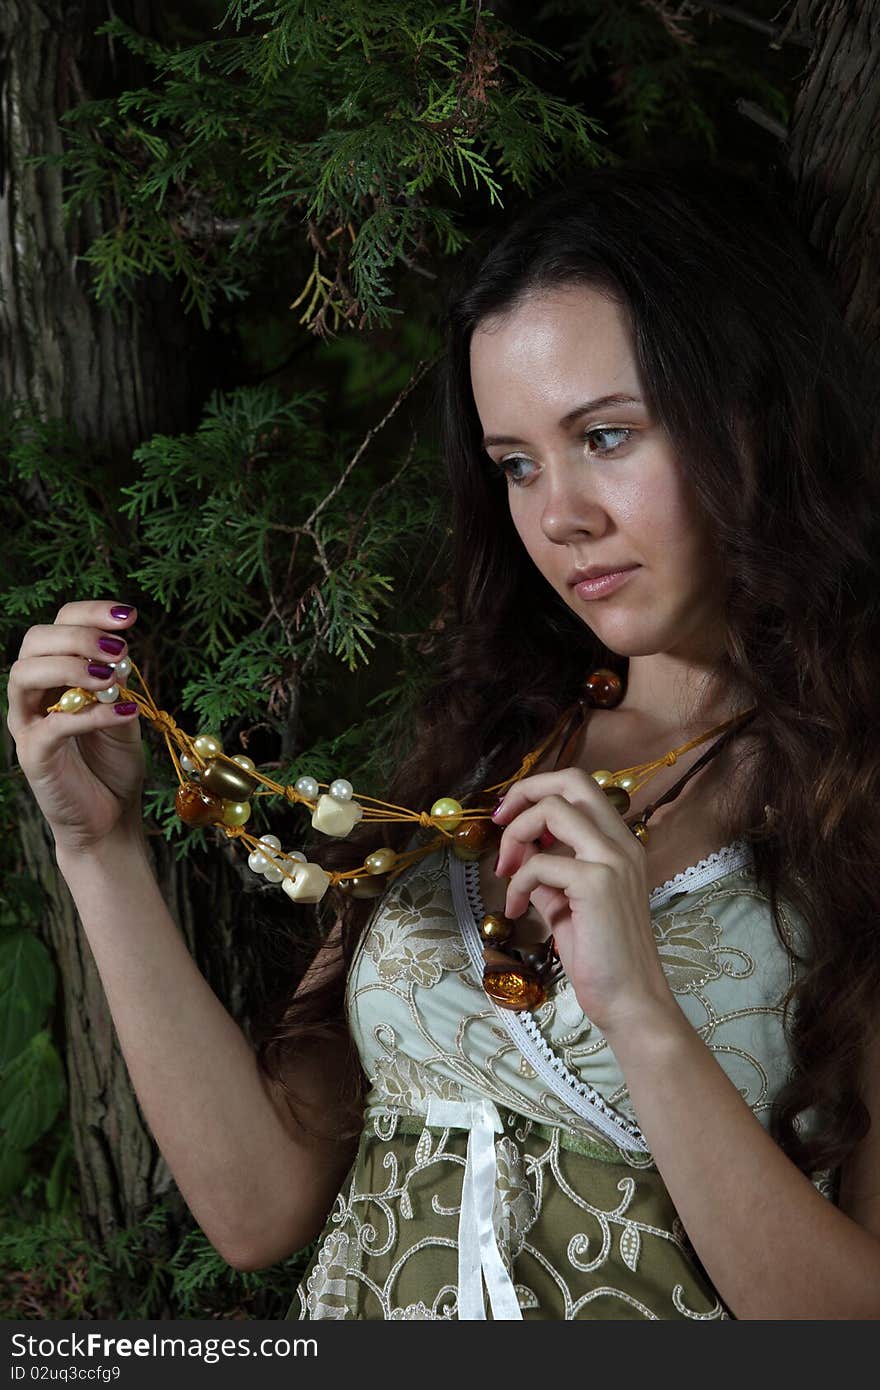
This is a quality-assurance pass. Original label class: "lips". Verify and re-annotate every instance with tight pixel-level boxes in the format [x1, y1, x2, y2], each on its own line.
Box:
[568, 563, 639, 586]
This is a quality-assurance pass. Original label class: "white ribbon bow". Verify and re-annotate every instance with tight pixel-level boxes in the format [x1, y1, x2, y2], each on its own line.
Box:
[424, 1096, 523, 1320]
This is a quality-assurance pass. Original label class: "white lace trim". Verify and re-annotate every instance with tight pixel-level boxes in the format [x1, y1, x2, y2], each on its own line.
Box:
[449, 847, 649, 1151]
[647, 839, 753, 910]
[449, 837, 754, 1154]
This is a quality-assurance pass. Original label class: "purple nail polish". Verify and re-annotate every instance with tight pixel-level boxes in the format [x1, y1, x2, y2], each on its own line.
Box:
[98, 636, 125, 655]
[114, 702, 138, 715]
[87, 662, 115, 678]
[110, 605, 134, 620]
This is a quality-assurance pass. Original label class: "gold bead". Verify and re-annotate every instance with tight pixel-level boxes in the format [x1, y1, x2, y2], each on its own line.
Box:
[221, 800, 251, 827]
[616, 772, 639, 793]
[631, 822, 649, 843]
[479, 913, 513, 945]
[430, 797, 463, 831]
[202, 756, 259, 802]
[339, 873, 387, 899]
[602, 784, 631, 814]
[58, 688, 88, 713]
[590, 769, 614, 787]
[365, 847, 397, 875]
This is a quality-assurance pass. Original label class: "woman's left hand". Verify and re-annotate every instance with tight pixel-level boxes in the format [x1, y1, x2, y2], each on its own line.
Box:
[492, 769, 679, 1040]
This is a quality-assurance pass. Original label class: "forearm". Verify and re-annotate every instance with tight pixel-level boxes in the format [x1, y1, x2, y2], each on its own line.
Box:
[607, 1006, 880, 1319]
[56, 835, 307, 1263]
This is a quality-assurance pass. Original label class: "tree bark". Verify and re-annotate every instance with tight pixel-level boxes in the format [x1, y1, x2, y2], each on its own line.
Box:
[0, 1, 251, 1278]
[0, 0, 197, 457]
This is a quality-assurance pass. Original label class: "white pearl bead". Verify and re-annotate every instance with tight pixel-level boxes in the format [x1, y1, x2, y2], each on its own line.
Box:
[180, 753, 197, 773]
[232, 755, 256, 772]
[287, 849, 307, 864]
[259, 834, 282, 852]
[262, 863, 283, 883]
[111, 655, 132, 682]
[329, 778, 353, 801]
[248, 851, 269, 873]
[95, 683, 120, 704]
[295, 775, 319, 799]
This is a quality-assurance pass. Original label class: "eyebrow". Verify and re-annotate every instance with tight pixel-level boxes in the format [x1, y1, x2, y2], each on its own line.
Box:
[480, 394, 643, 449]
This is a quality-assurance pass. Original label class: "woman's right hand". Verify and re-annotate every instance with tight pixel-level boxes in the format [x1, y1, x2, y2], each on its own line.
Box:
[6, 599, 146, 856]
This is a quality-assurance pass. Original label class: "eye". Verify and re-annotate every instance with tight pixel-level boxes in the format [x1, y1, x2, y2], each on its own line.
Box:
[488, 426, 634, 488]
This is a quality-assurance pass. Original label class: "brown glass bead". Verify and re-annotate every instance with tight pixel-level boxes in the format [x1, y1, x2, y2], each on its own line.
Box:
[175, 781, 226, 827]
[453, 818, 493, 855]
[584, 667, 624, 708]
[483, 967, 546, 1012]
[602, 783, 631, 815]
[479, 914, 514, 945]
[337, 873, 388, 899]
[201, 756, 259, 802]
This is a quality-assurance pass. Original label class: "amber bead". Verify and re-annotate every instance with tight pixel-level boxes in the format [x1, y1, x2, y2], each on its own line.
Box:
[479, 914, 513, 945]
[450, 811, 492, 856]
[201, 756, 259, 802]
[584, 668, 624, 708]
[602, 784, 631, 815]
[483, 966, 546, 1012]
[175, 781, 225, 827]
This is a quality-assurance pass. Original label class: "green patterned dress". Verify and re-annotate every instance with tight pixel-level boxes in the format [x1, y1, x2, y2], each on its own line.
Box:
[285, 836, 836, 1320]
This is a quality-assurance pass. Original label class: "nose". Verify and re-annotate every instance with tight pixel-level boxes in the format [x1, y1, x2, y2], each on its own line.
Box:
[538, 463, 611, 545]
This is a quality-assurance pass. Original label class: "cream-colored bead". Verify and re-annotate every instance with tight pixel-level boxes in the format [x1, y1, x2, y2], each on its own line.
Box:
[59, 689, 88, 712]
[233, 755, 256, 772]
[616, 772, 639, 793]
[180, 753, 198, 773]
[194, 733, 222, 758]
[111, 655, 132, 682]
[95, 683, 121, 704]
[590, 769, 614, 786]
[311, 793, 364, 837]
[281, 861, 331, 903]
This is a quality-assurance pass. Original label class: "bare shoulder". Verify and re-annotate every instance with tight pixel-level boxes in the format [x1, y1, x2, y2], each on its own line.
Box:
[837, 1026, 880, 1238]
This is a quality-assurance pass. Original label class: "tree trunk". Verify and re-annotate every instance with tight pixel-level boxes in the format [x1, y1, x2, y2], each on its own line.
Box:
[0, 1, 249, 1278]
[785, 0, 880, 421]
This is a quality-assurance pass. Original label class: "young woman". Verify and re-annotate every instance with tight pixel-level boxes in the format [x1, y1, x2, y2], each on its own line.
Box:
[8, 159, 880, 1320]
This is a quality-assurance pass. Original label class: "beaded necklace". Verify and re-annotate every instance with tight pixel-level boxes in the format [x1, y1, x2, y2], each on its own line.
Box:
[48, 663, 758, 1011]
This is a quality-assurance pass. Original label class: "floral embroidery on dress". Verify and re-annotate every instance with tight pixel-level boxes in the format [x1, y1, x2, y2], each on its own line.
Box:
[651, 904, 724, 993]
[302, 1230, 351, 1319]
[372, 1048, 466, 1110]
[365, 860, 470, 986]
[493, 1135, 538, 1259]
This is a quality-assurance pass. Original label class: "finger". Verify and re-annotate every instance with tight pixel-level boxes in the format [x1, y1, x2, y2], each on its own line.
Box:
[505, 852, 613, 920]
[494, 767, 641, 856]
[8, 654, 128, 728]
[496, 794, 609, 877]
[19, 619, 133, 664]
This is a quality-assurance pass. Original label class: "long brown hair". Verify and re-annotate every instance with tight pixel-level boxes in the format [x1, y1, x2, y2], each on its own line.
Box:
[253, 157, 880, 1178]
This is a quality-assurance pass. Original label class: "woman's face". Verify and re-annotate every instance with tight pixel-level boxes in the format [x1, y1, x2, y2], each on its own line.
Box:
[469, 282, 725, 664]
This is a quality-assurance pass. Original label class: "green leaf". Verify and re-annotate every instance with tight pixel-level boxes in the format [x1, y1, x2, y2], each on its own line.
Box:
[0, 1031, 66, 1151]
[0, 930, 56, 1069]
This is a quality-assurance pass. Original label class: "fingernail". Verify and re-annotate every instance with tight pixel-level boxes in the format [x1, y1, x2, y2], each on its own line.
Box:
[98, 636, 126, 655]
[538, 829, 556, 849]
[110, 605, 134, 620]
[114, 702, 138, 716]
[87, 662, 115, 678]
[491, 795, 507, 822]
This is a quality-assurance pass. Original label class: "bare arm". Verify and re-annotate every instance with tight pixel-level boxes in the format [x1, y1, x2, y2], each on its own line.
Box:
[57, 833, 360, 1269]
[607, 1003, 880, 1319]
